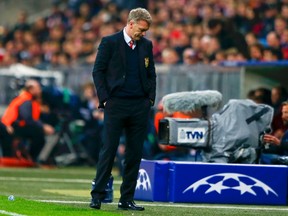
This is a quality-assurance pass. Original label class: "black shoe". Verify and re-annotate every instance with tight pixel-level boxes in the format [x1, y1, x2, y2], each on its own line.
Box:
[118, 200, 145, 211]
[89, 198, 101, 209]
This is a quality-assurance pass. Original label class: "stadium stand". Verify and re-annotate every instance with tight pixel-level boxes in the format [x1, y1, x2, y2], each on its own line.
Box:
[2, 0, 288, 67]
[1, 0, 288, 167]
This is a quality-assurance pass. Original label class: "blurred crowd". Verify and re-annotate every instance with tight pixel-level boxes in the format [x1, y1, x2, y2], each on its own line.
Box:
[1, 0, 288, 68]
[247, 85, 288, 138]
[1, 0, 288, 168]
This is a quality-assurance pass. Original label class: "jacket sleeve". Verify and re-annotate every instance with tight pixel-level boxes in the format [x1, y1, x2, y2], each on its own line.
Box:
[92, 37, 111, 107]
[1, 101, 18, 126]
[147, 41, 157, 105]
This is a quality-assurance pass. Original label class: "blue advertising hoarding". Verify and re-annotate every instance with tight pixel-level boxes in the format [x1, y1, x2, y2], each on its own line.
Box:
[169, 162, 288, 205]
[134, 159, 170, 202]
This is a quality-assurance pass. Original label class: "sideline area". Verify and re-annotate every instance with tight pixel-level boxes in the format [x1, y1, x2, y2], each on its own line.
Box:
[0, 167, 288, 216]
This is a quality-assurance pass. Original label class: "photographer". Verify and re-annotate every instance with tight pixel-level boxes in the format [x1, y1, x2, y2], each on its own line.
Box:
[261, 101, 288, 164]
[0, 79, 54, 162]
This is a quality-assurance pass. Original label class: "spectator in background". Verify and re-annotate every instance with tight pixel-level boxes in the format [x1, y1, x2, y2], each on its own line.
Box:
[112, 0, 148, 10]
[263, 47, 281, 61]
[207, 18, 250, 60]
[205, 36, 221, 62]
[249, 43, 264, 61]
[260, 3, 278, 38]
[49, 52, 71, 68]
[271, 86, 288, 138]
[225, 48, 245, 62]
[161, 47, 179, 64]
[13, 10, 31, 32]
[245, 32, 259, 46]
[79, 39, 95, 59]
[252, 87, 272, 106]
[49, 25, 66, 44]
[190, 35, 202, 53]
[46, 1, 69, 30]
[244, 6, 263, 37]
[233, 1, 250, 35]
[261, 101, 288, 164]
[271, 86, 288, 110]
[266, 31, 283, 59]
[42, 40, 61, 64]
[0, 79, 54, 162]
[201, 4, 214, 24]
[210, 50, 226, 65]
[31, 17, 49, 43]
[182, 48, 199, 65]
[280, 28, 288, 59]
[274, 16, 286, 38]
[183, 2, 202, 25]
[76, 2, 94, 22]
[170, 30, 190, 62]
[281, 3, 288, 22]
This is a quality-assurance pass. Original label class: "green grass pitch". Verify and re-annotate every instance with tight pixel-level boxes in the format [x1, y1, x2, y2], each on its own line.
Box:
[0, 166, 288, 216]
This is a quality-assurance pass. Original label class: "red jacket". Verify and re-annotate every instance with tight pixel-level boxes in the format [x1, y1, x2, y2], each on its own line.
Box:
[1, 91, 41, 127]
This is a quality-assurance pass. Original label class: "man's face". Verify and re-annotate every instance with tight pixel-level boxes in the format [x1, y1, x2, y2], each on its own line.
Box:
[30, 83, 42, 99]
[282, 105, 288, 125]
[208, 24, 221, 36]
[129, 20, 149, 41]
[271, 88, 280, 104]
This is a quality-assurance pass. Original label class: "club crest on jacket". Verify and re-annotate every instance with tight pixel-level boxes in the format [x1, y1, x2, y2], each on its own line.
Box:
[145, 57, 149, 68]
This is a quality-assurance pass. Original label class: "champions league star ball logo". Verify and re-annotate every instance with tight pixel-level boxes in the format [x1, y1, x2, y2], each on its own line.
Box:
[136, 169, 152, 191]
[183, 173, 278, 197]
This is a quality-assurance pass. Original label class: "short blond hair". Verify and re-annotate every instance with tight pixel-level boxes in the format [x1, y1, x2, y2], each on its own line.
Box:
[128, 8, 152, 26]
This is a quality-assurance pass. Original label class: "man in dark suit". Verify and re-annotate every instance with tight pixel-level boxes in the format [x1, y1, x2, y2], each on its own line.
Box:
[90, 8, 156, 211]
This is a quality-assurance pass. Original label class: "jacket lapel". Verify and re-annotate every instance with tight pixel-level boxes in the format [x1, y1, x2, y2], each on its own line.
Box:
[119, 31, 127, 72]
[137, 39, 145, 79]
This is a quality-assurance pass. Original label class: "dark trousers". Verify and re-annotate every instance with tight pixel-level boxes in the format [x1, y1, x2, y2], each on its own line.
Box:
[0, 123, 45, 161]
[91, 97, 151, 201]
[0, 122, 12, 156]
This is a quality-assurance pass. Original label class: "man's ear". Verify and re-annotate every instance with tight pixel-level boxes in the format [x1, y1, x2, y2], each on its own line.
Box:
[128, 20, 134, 29]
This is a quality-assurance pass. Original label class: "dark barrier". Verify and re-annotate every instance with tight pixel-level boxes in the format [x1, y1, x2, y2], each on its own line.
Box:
[1, 62, 288, 106]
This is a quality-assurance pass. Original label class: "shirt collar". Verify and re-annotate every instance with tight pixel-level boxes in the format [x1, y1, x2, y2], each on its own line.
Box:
[123, 28, 136, 48]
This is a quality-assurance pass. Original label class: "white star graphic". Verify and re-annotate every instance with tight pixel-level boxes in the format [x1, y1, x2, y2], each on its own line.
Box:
[232, 181, 256, 195]
[205, 181, 230, 194]
[222, 174, 240, 182]
[253, 181, 277, 196]
[183, 173, 278, 197]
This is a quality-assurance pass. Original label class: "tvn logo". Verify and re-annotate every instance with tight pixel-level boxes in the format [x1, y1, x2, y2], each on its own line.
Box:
[178, 127, 206, 143]
[182, 173, 278, 197]
[136, 169, 152, 191]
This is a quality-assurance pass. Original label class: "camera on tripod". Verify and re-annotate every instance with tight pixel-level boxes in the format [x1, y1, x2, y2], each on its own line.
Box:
[158, 90, 274, 163]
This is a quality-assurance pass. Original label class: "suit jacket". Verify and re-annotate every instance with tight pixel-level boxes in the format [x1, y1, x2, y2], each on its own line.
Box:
[92, 30, 156, 108]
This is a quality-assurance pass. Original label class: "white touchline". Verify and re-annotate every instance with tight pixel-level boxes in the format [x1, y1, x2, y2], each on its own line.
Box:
[0, 177, 121, 184]
[0, 210, 27, 216]
[36, 200, 288, 212]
